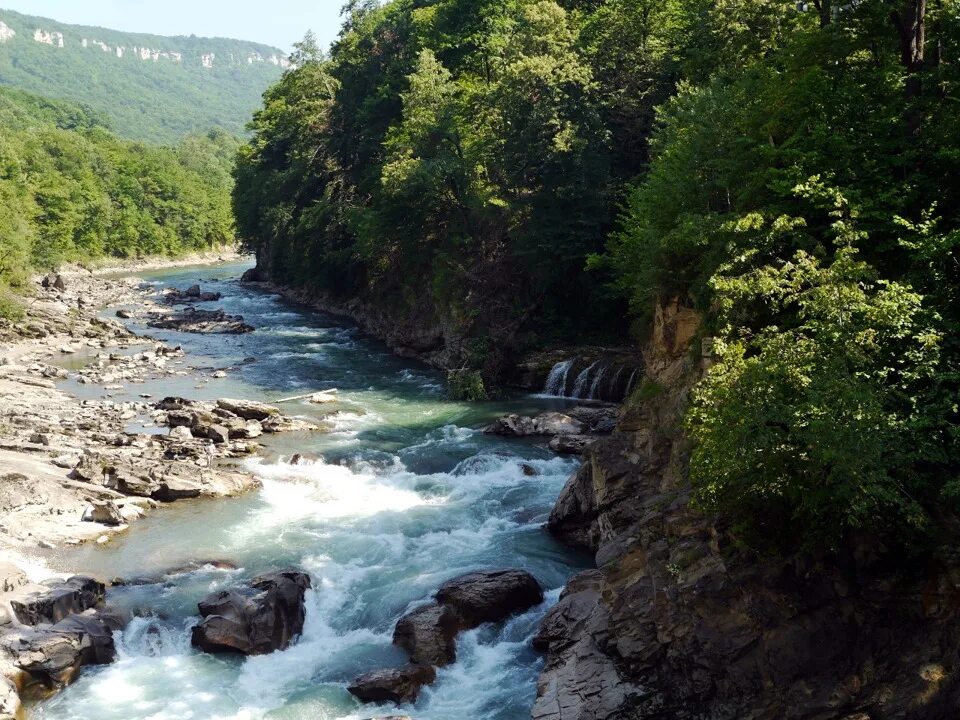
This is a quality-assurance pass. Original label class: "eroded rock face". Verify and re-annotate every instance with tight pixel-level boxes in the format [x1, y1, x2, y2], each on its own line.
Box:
[435, 570, 544, 628]
[536, 301, 960, 720]
[10, 577, 105, 626]
[191, 570, 311, 655]
[4, 608, 128, 689]
[347, 665, 437, 704]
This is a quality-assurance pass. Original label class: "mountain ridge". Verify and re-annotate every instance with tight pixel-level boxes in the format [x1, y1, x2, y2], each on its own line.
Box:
[0, 7, 288, 142]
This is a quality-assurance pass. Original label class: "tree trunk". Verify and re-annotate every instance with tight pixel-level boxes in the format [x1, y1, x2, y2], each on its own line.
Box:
[891, 0, 927, 140]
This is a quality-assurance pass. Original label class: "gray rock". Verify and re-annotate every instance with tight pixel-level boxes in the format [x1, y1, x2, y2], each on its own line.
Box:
[435, 570, 543, 629]
[0, 676, 20, 720]
[191, 570, 311, 655]
[10, 576, 105, 626]
[347, 665, 436, 704]
[393, 603, 460, 667]
[205, 424, 230, 445]
[169, 425, 193, 441]
[83, 500, 124, 526]
[548, 434, 596, 455]
[215, 398, 279, 421]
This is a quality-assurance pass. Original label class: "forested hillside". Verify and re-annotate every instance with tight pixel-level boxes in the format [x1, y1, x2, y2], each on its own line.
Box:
[0, 9, 285, 143]
[237, 0, 960, 554]
[0, 85, 236, 316]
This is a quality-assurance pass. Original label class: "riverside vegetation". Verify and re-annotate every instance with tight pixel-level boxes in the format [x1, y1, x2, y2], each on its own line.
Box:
[0, 86, 238, 318]
[0, 0, 959, 718]
[235, 0, 960, 558]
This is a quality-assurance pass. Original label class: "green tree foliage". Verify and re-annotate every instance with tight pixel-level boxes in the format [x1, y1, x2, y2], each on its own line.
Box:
[0, 86, 236, 293]
[599, 0, 960, 552]
[0, 9, 284, 143]
[235, 0, 620, 378]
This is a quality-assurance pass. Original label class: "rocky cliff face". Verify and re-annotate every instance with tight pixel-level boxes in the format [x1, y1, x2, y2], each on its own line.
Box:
[536, 300, 960, 720]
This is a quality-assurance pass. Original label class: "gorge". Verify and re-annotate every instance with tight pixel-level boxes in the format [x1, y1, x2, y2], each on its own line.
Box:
[1, 0, 959, 718]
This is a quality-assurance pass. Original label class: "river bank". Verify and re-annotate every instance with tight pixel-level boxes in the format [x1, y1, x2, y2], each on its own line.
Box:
[2, 258, 597, 720]
[0, 256, 332, 718]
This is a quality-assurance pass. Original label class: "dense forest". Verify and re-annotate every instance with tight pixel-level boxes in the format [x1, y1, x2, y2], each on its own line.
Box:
[236, 0, 960, 555]
[0, 9, 284, 143]
[0, 85, 236, 317]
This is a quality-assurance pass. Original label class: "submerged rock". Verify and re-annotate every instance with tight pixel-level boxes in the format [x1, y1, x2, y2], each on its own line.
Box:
[347, 665, 437, 704]
[191, 570, 311, 655]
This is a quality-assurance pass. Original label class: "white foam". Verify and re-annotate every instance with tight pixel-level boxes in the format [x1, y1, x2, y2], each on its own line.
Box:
[246, 457, 429, 526]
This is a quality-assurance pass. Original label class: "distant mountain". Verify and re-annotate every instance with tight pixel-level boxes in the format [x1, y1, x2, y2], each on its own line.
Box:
[0, 8, 288, 143]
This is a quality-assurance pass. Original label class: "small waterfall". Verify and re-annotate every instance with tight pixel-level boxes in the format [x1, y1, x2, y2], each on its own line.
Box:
[625, 368, 640, 397]
[587, 365, 608, 400]
[543, 359, 574, 396]
[571, 361, 599, 399]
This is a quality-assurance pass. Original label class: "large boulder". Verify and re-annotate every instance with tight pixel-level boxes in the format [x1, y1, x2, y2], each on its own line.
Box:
[191, 570, 311, 655]
[393, 603, 460, 667]
[435, 570, 544, 629]
[11, 577, 105, 626]
[5, 608, 127, 687]
[83, 500, 125, 526]
[347, 665, 437, 704]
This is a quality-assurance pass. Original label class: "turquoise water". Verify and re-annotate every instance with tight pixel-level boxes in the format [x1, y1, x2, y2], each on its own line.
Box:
[34, 261, 589, 720]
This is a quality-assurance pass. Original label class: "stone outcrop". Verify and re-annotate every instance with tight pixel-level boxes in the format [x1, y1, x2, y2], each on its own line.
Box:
[10, 577, 105, 626]
[486, 406, 619, 455]
[435, 570, 544, 628]
[1, 577, 129, 702]
[191, 570, 311, 656]
[146, 308, 254, 334]
[535, 299, 960, 720]
[351, 569, 544, 706]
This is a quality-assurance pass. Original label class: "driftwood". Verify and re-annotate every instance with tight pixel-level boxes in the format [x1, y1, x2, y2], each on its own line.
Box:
[274, 389, 339, 403]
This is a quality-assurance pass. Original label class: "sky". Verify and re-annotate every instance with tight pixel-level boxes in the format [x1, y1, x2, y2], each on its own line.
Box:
[0, 0, 345, 52]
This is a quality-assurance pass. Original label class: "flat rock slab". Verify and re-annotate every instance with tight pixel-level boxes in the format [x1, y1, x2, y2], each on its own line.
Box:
[146, 308, 253, 334]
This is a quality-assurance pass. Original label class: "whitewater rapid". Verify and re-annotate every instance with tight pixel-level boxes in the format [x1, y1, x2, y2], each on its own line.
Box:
[34, 261, 587, 720]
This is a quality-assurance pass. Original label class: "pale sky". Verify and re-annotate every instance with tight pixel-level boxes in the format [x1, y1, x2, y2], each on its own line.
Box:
[0, 0, 346, 52]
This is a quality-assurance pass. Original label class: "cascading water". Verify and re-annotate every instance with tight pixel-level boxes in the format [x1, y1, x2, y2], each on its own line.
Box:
[570, 361, 599, 399]
[543, 359, 574, 397]
[542, 358, 641, 402]
[33, 260, 588, 720]
[587, 366, 607, 400]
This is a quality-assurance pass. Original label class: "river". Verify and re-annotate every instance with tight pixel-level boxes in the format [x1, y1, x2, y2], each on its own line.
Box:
[32, 261, 590, 720]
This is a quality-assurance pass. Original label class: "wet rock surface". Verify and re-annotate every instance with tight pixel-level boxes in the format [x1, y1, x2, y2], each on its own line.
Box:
[348, 665, 437, 704]
[191, 570, 311, 656]
[161, 285, 222, 304]
[10, 577, 105, 626]
[146, 307, 254, 334]
[353, 569, 544, 706]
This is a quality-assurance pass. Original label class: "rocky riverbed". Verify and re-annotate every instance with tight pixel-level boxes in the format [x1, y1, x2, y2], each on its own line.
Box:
[0, 259, 608, 720]
[0, 263, 340, 718]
